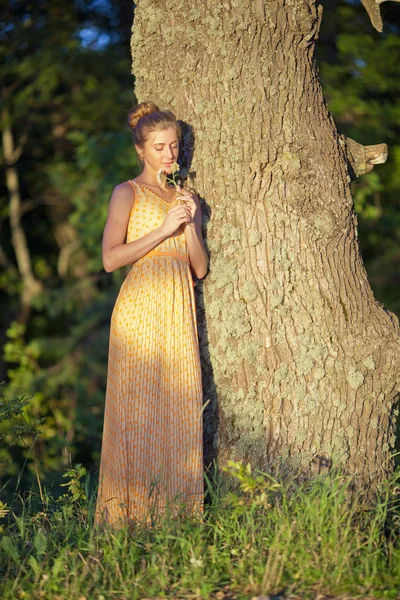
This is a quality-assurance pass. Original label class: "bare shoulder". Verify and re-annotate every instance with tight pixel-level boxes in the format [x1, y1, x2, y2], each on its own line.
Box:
[109, 181, 135, 210]
[113, 180, 135, 199]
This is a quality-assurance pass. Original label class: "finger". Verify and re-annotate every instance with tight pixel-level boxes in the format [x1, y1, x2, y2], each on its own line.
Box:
[170, 206, 186, 215]
[177, 207, 190, 217]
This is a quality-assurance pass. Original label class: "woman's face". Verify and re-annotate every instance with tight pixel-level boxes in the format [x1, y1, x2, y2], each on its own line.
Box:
[137, 126, 179, 175]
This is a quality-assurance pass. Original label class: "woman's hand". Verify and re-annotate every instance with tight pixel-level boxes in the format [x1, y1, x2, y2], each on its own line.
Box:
[176, 186, 197, 225]
[175, 187, 208, 279]
[160, 202, 192, 237]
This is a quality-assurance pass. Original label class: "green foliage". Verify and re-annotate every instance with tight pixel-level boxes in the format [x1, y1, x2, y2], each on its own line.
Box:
[0, 461, 399, 599]
[221, 460, 282, 516]
[60, 463, 87, 503]
[0, 501, 10, 535]
[1, 308, 111, 490]
[0, 0, 136, 491]
[57, 462, 88, 525]
[1, 535, 21, 567]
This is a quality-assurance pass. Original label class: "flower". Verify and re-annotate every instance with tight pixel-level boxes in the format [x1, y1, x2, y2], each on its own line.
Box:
[165, 162, 184, 199]
[157, 169, 166, 185]
[157, 163, 180, 189]
[189, 555, 203, 569]
[165, 162, 181, 189]
[158, 162, 188, 204]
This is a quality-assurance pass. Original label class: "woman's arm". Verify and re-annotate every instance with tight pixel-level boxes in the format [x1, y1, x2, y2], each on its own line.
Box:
[182, 192, 208, 280]
[102, 182, 191, 272]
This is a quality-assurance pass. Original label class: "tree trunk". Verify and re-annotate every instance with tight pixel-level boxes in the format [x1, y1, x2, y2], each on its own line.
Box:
[2, 108, 42, 320]
[131, 0, 400, 489]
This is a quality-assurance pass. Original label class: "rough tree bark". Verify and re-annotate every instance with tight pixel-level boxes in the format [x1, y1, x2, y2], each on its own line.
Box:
[131, 0, 400, 489]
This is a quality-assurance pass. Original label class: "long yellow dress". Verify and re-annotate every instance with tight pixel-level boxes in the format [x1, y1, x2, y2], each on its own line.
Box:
[95, 180, 204, 527]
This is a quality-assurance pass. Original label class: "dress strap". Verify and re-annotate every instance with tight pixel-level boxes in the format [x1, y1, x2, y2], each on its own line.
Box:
[127, 179, 136, 194]
[127, 180, 137, 213]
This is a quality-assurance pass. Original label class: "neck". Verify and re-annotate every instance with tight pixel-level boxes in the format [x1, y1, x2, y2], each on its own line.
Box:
[139, 166, 170, 190]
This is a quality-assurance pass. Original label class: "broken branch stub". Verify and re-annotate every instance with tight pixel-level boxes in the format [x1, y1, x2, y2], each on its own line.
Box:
[339, 135, 388, 180]
[361, 0, 400, 32]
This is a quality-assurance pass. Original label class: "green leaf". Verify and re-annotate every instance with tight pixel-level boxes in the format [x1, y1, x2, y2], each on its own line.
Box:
[34, 531, 47, 557]
[1, 535, 20, 565]
[28, 554, 40, 575]
[51, 555, 63, 578]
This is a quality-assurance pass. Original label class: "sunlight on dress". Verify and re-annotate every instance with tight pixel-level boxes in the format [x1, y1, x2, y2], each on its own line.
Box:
[95, 180, 204, 528]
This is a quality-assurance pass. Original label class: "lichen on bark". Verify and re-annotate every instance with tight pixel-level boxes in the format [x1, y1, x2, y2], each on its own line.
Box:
[131, 0, 400, 490]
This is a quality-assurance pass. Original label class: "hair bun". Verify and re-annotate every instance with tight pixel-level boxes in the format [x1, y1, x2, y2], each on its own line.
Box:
[127, 101, 159, 131]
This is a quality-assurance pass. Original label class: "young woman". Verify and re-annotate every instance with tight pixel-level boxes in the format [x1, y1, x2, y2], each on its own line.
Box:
[95, 101, 208, 528]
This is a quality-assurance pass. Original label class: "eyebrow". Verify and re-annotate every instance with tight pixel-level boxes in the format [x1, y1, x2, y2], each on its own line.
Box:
[153, 141, 178, 146]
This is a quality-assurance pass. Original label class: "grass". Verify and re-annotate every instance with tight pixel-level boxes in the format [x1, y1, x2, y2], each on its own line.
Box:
[0, 460, 400, 600]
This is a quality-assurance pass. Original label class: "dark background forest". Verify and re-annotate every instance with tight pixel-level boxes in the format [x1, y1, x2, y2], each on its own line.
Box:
[1, 0, 399, 499]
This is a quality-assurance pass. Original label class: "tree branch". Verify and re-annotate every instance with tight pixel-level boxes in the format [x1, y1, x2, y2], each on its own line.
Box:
[12, 129, 30, 163]
[339, 135, 388, 181]
[361, 0, 400, 32]
[1, 108, 42, 319]
[20, 197, 59, 216]
[57, 240, 80, 278]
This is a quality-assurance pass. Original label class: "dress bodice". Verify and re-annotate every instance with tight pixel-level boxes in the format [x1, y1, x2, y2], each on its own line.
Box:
[127, 180, 189, 264]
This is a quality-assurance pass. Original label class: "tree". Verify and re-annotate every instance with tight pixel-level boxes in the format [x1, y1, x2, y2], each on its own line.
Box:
[317, 1, 400, 317]
[1, 0, 132, 322]
[130, 0, 400, 489]
[0, 0, 135, 490]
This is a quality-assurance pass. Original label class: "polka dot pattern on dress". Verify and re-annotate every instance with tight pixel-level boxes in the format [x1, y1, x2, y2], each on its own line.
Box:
[95, 180, 204, 528]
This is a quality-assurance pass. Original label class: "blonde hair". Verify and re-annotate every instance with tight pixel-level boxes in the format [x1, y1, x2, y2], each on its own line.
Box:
[127, 101, 182, 163]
